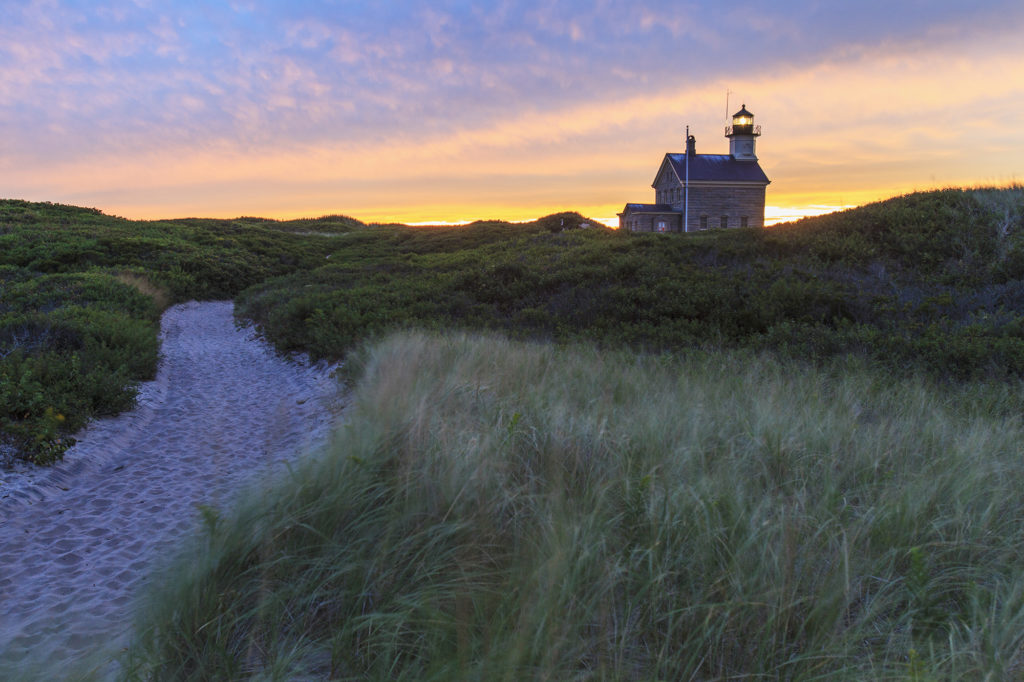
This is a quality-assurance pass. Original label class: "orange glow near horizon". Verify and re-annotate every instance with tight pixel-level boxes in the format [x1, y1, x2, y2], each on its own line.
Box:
[2, 4, 1021, 228]
[62, 188, 977, 230]
[17, 192, 996, 230]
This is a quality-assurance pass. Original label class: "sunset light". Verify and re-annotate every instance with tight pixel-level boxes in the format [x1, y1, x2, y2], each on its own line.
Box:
[1, 1, 1022, 224]
[7, 5, 1024, 675]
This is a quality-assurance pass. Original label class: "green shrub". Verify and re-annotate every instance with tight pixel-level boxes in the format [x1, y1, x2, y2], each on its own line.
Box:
[0, 200, 346, 464]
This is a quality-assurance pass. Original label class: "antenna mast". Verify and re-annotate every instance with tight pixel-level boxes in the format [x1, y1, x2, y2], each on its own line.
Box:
[684, 124, 690, 233]
[725, 89, 732, 121]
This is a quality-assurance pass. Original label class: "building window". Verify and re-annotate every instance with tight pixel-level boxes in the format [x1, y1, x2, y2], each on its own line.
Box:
[700, 215, 708, 230]
[720, 215, 728, 229]
[656, 219, 667, 232]
[740, 216, 748, 228]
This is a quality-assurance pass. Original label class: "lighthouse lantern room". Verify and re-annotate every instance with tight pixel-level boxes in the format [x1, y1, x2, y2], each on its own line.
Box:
[725, 104, 761, 161]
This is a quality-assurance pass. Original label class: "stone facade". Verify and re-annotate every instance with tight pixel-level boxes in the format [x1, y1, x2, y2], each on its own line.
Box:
[679, 183, 766, 230]
[620, 171, 768, 232]
[619, 207, 682, 233]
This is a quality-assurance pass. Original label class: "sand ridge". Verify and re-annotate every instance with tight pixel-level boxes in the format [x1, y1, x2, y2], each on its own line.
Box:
[0, 301, 344, 676]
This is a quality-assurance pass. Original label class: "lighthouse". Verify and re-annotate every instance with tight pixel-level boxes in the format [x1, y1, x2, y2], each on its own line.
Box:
[725, 104, 760, 161]
[618, 103, 770, 231]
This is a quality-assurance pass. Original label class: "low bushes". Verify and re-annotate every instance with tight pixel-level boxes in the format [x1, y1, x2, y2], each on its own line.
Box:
[0, 200, 345, 463]
[1, 272, 161, 464]
[5, 188, 1023, 463]
[237, 187, 1024, 379]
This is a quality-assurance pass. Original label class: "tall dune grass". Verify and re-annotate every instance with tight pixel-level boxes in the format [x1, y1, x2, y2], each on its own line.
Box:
[126, 333, 1024, 679]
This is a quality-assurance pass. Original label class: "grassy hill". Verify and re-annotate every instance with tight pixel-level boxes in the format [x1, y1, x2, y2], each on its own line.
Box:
[0, 201, 344, 463]
[237, 187, 1024, 378]
[3, 188, 1023, 463]
[4, 188, 1024, 678]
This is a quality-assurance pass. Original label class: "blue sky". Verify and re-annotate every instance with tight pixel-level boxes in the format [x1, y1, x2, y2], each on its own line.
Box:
[2, 0, 1022, 222]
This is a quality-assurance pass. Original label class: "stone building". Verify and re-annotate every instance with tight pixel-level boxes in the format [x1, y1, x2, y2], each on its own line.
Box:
[618, 105, 770, 232]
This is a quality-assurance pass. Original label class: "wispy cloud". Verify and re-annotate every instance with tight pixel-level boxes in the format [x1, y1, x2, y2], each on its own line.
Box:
[1, 0, 1022, 220]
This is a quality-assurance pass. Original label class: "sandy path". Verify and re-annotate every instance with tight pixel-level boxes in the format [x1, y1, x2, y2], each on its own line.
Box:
[0, 301, 343, 677]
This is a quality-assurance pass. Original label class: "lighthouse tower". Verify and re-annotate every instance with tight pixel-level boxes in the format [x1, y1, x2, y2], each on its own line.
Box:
[725, 104, 760, 161]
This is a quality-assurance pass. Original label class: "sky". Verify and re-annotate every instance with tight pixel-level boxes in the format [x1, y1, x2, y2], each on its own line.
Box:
[1, 0, 1022, 226]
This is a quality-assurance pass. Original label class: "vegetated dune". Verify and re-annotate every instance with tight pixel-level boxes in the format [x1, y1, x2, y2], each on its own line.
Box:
[237, 186, 1024, 378]
[126, 331, 1024, 679]
[3, 187, 1023, 678]
[6, 187, 1020, 466]
[0, 200, 345, 466]
[0, 200, 599, 466]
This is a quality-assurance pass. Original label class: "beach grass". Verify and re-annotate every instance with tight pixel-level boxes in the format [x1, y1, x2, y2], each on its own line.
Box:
[125, 331, 1024, 679]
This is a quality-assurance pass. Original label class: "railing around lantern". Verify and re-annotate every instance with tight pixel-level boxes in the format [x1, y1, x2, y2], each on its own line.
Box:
[725, 124, 762, 136]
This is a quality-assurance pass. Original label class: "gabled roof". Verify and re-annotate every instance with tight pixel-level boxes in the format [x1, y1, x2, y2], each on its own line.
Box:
[620, 203, 677, 214]
[657, 153, 770, 185]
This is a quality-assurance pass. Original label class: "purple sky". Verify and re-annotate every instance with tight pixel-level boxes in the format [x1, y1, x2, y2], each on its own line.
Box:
[2, 0, 1022, 223]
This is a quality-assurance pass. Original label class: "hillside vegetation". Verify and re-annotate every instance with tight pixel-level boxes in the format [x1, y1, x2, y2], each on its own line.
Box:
[238, 187, 1024, 379]
[0, 201, 348, 463]
[3, 187, 1023, 464]
[4, 188, 1024, 678]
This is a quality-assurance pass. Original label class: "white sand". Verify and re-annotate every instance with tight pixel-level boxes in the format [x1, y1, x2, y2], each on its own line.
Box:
[0, 301, 344, 677]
